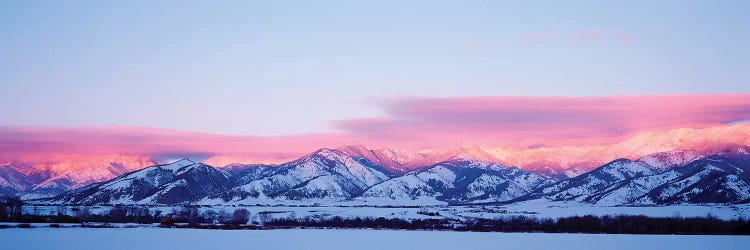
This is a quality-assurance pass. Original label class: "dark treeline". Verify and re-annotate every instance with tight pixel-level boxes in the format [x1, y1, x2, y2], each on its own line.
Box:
[2, 197, 750, 234]
[266, 216, 451, 230]
[461, 215, 750, 235]
[0, 197, 250, 226]
[264, 215, 750, 235]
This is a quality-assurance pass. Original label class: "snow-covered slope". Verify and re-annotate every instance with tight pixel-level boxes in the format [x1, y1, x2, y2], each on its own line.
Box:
[0, 166, 33, 196]
[0, 155, 156, 198]
[633, 155, 750, 205]
[42, 159, 231, 205]
[337, 145, 507, 175]
[22, 144, 750, 207]
[517, 159, 656, 202]
[354, 159, 552, 205]
[637, 143, 750, 171]
[337, 125, 750, 178]
[203, 149, 391, 204]
[527, 145, 750, 206]
[3, 124, 749, 200]
[577, 145, 750, 205]
[585, 156, 750, 206]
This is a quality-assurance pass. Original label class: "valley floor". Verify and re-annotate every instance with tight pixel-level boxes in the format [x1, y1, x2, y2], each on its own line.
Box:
[20, 202, 750, 222]
[1, 227, 748, 250]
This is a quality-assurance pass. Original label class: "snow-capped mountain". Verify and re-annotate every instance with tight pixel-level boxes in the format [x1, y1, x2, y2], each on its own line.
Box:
[338, 145, 458, 174]
[3, 124, 748, 200]
[354, 158, 552, 205]
[634, 154, 750, 205]
[473, 124, 750, 176]
[0, 155, 156, 199]
[521, 145, 750, 206]
[22, 143, 750, 206]
[637, 143, 750, 171]
[202, 148, 391, 204]
[337, 145, 517, 175]
[583, 155, 750, 205]
[0, 166, 33, 196]
[222, 163, 277, 186]
[525, 165, 589, 180]
[336, 123, 750, 178]
[43, 159, 231, 205]
[515, 159, 657, 202]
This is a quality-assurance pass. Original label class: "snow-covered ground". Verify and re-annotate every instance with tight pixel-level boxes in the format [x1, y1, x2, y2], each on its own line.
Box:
[21, 202, 750, 223]
[1, 228, 748, 250]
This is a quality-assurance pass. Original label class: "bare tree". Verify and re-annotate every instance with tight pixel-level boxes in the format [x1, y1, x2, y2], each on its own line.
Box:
[56, 206, 67, 216]
[258, 212, 272, 224]
[0, 205, 7, 221]
[231, 208, 250, 225]
[76, 206, 91, 222]
[108, 207, 128, 222]
[188, 207, 201, 225]
[217, 209, 229, 224]
[203, 210, 218, 224]
[134, 207, 152, 224]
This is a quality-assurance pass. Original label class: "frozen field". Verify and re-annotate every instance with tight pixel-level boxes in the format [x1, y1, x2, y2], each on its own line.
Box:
[21, 202, 750, 223]
[0, 228, 747, 250]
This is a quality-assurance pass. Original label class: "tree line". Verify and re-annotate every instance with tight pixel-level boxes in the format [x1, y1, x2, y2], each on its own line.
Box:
[262, 214, 750, 235]
[0, 197, 251, 226]
[2, 197, 749, 234]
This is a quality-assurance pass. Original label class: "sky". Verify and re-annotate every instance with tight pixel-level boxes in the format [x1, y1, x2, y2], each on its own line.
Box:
[1, 1, 750, 163]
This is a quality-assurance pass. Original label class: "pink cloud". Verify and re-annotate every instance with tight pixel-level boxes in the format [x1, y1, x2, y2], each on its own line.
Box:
[0, 126, 359, 164]
[1, 94, 749, 165]
[333, 94, 750, 148]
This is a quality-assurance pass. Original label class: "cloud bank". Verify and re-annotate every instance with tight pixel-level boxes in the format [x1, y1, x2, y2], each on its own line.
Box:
[334, 94, 750, 147]
[2, 94, 749, 164]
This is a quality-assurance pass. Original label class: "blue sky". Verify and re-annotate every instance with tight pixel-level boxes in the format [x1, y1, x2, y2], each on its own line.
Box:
[1, 0, 748, 136]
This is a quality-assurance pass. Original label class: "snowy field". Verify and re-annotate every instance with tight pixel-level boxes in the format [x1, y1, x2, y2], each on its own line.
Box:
[21, 202, 750, 223]
[0, 228, 747, 250]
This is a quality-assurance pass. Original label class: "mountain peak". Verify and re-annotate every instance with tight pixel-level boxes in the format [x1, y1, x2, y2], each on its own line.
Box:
[311, 147, 342, 155]
[337, 144, 371, 153]
[157, 158, 196, 172]
[589, 158, 655, 181]
[302, 148, 352, 162]
[172, 158, 195, 165]
[608, 158, 634, 164]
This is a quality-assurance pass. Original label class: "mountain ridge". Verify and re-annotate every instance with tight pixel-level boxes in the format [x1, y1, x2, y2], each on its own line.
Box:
[4, 124, 749, 199]
[29, 144, 750, 206]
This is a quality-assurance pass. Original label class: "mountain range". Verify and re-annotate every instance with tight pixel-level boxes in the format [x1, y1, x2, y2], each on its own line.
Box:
[1, 124, 749, 206]
[0, 155, 156, 199]
[2, 143, 743, 206]
[2, 124, 749, 200]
